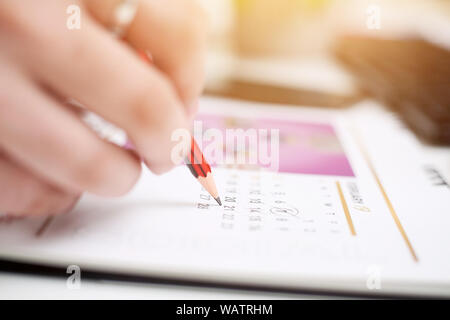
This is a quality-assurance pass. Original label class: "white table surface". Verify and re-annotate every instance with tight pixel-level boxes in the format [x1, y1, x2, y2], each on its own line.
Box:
[0, 271, 338, 299]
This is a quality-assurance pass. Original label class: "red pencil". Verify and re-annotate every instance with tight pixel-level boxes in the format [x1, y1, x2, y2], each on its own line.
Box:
[186, 137, 221, 205]
[138, 51, 221, 205]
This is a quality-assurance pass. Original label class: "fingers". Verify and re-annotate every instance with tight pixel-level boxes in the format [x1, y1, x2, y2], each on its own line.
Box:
[0, 154, 80, 217]
[0, 64, 141, 197]
[84, 0, 208, 116]
[19, 3, 189, 173]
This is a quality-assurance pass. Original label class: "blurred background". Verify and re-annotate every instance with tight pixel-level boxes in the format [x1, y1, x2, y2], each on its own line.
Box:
[198, 0, 450, 144]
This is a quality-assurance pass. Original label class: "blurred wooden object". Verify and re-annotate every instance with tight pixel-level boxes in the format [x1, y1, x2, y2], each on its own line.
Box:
[204, 54, 363, 108]
[335, 36, 450, 145]
[205, 78, 363, 108]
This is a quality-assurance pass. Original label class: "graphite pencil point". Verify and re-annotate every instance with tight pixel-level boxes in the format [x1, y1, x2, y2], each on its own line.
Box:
[215, 197, 222, 206]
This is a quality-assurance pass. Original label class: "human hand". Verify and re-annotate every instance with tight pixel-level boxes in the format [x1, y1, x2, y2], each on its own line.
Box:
[0, 0, 207, 216]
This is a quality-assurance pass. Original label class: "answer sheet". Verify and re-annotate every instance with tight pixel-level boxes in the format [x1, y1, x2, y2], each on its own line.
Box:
[1, 97, 449, 297]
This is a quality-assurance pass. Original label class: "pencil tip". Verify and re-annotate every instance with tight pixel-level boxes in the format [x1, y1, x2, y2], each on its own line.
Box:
[215, 197, 222, 206]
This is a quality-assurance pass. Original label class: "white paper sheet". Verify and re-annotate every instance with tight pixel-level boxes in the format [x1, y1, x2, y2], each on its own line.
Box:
[1, 97, 449, 297]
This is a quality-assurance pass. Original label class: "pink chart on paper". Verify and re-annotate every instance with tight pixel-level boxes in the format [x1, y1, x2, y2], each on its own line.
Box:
[196, 113, 355, 177]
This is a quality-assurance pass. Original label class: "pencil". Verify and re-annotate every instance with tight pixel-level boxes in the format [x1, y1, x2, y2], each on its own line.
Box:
[186, 137, 221, 206]
[138, 50, 221, 205]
